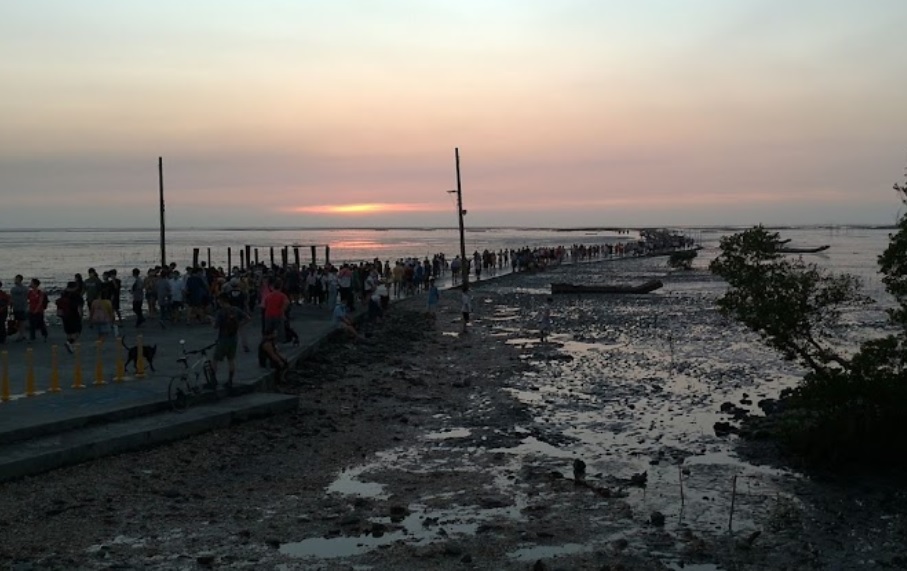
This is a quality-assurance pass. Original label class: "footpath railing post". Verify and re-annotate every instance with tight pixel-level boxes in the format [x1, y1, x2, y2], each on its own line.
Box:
[72, 343, 84, 389]
[25, 348, 36, 397]
[48, 345, 62, 393]
[135, 335, 146, 379]
[114, 340, 125, 383]
[1, 350, 10, 402]
[93, 340, 106, 386]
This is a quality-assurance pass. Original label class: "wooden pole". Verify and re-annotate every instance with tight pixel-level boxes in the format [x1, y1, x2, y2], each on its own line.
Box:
[310, 245, 317, 267]
[269, 247, 275, 269]
[325, 245, 330, 267]
[206, 248, 211, 269]
[227, 247, 232, 273]
[254, 248, 259, 266]
[455, 147, 468, 290]
[158, 157, 166, 268]
[192, 248, 200, 268]
[281, 247, 288, 270]
[293, 247, 300, 268]
[240, 250, 245, 271]
[245, 245, 252, 270]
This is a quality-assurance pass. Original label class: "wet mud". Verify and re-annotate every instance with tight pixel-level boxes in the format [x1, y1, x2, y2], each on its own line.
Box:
[1, 254, 905, 570]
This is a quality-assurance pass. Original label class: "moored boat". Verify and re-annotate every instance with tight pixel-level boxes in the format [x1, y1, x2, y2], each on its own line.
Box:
[551, 279, 664, 295]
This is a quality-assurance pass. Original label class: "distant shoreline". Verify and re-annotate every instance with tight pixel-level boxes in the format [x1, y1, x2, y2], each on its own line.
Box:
[0, 224, 897, 233]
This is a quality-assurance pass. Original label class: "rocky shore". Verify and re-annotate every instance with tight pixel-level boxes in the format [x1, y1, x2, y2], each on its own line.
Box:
[0, 256, 905, 570]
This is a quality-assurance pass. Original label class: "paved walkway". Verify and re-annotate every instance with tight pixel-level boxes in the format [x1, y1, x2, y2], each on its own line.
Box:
[0, 255, 621, 445]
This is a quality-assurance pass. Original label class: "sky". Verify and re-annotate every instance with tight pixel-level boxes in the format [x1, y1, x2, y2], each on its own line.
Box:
[1, 0, 906, 229]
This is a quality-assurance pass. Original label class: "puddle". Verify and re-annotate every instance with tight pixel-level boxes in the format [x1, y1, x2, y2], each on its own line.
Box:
[281, 504, 496, 560]
[507, 542, 594, 561]
[326, 463, 388, 499]
[424, 427, 472, 440]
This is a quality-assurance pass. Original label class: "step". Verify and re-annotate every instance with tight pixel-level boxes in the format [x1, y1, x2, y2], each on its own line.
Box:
[0, 392, 298, 483]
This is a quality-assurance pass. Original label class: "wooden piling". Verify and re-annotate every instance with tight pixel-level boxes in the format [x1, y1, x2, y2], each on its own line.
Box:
[310, 245, 317, 267]
[192, 248, 200, 268]
[293, 247, 300, 268]
[227, 247, 232, 272]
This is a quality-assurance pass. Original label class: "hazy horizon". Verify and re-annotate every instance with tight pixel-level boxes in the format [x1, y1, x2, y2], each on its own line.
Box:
[2, 1, 906, 228]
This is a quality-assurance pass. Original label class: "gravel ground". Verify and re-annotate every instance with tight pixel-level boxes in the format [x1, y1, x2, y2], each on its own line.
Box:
[0, 256, 905, 571]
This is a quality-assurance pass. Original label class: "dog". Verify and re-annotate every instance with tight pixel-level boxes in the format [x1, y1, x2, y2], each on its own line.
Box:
[121, 336, 158, 372]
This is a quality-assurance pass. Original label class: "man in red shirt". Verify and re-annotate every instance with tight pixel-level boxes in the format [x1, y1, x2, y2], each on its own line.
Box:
[27, 278, 48, 343]
[263, 278, 290, 343]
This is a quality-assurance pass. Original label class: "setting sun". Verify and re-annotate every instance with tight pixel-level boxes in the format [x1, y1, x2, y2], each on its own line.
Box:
[289, 203, 444, 215]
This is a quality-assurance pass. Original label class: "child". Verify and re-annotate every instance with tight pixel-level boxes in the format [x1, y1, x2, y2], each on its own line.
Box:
[539, 296, 552, 343]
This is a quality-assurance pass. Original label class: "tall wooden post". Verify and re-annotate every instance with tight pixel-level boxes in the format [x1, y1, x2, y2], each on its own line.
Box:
[310, 246, 317, 267]
[293, 247, 300, 268]
[269, 247, 275, 268]
[227, 247, 232, 273]
[455, 147, 468, 290]
[245, 245, 252, 270]
[254, 248, 259, 266]
[240, 250, 245, 271]
[325, 245, 330, 267]
[192, 248, 200, 268]
[158, 157, 166, 268]
[281, 247, 288, 269]
[206, 248, 211, 268]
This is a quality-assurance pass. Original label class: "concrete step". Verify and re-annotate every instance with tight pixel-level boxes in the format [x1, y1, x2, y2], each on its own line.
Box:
[0, 392, 298, 483]
[0, 380, 260, 446]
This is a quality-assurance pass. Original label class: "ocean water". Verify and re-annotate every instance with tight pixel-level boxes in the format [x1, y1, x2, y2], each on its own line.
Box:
[0, 226, 894, 297]
[0, 227, 638, 292]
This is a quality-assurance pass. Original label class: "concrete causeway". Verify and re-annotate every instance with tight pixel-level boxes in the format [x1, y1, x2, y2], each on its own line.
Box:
[0, 302, 338, 482]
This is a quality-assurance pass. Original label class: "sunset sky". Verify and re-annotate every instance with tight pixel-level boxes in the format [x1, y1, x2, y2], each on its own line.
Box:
[2, 0, 906, 229]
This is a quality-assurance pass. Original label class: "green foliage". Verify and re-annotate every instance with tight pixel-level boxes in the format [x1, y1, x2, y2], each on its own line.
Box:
[710, 170, 907, 469]
[668, 249, 697, 270]
[709, 225, 861, 374]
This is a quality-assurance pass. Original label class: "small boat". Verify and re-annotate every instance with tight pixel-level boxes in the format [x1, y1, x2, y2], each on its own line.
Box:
[777, 245, 830, 254]
[551, 279, 664, 295]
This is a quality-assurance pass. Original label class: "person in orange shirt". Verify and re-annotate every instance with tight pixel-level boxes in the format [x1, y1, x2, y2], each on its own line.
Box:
[262, 278, 290, 343]
[26, 278, 48, 343]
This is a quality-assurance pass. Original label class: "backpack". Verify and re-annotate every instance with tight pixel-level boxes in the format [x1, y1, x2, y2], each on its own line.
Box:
[222, 308, 240, 335]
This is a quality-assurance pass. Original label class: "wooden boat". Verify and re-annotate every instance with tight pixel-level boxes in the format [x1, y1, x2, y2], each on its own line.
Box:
[777, 244, 830, 254]
[551, 279, 664, 295]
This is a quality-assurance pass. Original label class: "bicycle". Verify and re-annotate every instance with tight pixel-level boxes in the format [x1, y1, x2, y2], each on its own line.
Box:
[167, 340, 218, 412]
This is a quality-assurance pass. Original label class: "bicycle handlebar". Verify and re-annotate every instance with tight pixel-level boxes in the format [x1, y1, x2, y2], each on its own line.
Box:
[178, 340, 217, 356]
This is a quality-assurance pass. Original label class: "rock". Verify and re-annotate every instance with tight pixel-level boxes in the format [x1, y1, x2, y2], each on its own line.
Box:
[612, 538, 629, 551]
[196, 553, 216, 566]
[532, 560, 548, 571]
[264, 538, 281, 549]
[713, 421, 738, 437]
[371, 523, 387, 537]
[649, 511, 666, 527]
[629, 471, 647, 487]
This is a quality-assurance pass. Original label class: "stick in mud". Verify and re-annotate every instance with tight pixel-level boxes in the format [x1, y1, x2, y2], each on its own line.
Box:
[728, 474, 738, 533]
[678, 465, 685, 508]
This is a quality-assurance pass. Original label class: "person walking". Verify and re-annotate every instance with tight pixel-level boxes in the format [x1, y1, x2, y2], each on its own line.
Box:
[0, 281, 11, 345]
[90, 286, 116, 342]
[26, 278, 48, 343]
[460, 285, 472, 335]
[130, 268, 146, 328]
[57, 281, 83, 353]
[10, 275, 28, 341]
[211, 293, 250, 389]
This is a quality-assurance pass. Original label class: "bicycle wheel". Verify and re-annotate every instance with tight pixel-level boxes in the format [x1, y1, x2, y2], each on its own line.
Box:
[168, 375, 191, 413]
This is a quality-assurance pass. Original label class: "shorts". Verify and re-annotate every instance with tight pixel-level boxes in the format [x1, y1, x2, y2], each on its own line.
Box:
[95, 323, 112, 337]
[462, 311, 470, 323]
[214, 336, 238, 362]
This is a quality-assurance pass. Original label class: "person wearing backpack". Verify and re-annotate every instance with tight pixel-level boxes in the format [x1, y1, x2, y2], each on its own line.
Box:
[26, 278, 48, 343]
[212, 292, 250, 389]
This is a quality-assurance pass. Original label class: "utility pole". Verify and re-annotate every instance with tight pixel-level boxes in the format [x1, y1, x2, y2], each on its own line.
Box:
[159, 157, 166, 268]
[455, 147, 468, 290]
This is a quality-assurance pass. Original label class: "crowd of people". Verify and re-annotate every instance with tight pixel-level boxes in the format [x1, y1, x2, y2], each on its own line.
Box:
[0, 239, 660, 381]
